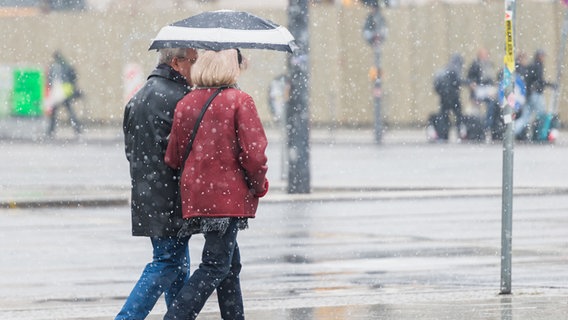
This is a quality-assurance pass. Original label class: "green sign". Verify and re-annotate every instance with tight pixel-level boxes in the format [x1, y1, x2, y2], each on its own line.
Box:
[12, 69, 44, 117]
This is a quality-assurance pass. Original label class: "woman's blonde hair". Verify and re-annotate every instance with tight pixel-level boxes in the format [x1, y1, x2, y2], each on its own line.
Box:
[190, 49, 241, 87]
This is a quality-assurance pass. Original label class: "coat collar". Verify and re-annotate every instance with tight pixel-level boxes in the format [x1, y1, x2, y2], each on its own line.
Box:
[149, 63, 188, 87]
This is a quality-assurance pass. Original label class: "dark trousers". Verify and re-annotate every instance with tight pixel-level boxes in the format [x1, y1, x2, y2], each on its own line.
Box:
[164, 218, 244, 320]
[439, 98, 463, 140]
[47, 99, 82, 136]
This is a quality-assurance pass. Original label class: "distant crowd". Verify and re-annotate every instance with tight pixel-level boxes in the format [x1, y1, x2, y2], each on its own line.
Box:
[428, 48, 558, 143]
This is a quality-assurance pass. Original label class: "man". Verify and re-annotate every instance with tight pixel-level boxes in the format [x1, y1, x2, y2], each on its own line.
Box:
[433, 54, 465, 141]
[514, 49, 555, 138]
[117, 47, 197, 320]
[45, 50, 83, 138]
[467, 48, 498, 131]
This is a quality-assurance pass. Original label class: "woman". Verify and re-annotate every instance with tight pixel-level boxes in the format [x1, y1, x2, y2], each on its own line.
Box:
[164, 49, 269, 320]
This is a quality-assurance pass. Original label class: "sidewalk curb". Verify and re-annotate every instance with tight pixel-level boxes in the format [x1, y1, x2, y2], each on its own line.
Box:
[0, 197, 129, 209]
[3, 186, 567, 209]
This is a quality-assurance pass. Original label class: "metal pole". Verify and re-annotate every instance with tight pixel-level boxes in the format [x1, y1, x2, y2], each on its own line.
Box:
[373, 76, 383, 143]
[287, 0, 310, 194]
[370, 5, 386, 144]
[500, 0, 516, 295]
[500, 98, 514, 295]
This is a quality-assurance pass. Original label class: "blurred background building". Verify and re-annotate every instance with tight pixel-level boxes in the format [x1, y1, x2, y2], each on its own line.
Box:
[0, 0, 565, 131]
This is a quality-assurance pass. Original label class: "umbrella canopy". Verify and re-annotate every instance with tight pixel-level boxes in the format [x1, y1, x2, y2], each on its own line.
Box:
[149, 10, 297, 53]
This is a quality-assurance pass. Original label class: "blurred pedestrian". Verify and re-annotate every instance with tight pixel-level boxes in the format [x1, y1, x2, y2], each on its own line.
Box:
[45, 50, 82, 138]
[466, 48, 498, 130]
[117, 47, 198, 320]
[432, 53, 465, 141]
[515, 51, 530, 82]
[163, 49, 269, 320]
[514, 49, 556, 137]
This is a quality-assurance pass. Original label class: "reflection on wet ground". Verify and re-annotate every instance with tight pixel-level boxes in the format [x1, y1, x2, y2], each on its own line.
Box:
[174, 196, 568, 320]
[189, 294, 568, 320]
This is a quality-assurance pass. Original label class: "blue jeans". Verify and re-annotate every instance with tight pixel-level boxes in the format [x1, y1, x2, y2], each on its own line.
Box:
[483, 97, 499, 130]
[515, 93, 545, 137]
[115, 236, 190, 320]
[164, 219, 244, 320]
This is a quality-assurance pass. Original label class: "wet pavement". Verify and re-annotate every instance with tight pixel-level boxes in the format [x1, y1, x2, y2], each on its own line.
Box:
[1, 123, 567, 319]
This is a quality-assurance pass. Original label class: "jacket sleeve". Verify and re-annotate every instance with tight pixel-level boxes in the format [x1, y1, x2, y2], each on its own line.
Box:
[164, 107, 182, 169]
[123, 102, 133, 162]
[235, 94, 269, 198]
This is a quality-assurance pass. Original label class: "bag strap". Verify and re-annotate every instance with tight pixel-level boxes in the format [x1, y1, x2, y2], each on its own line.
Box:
[181, 87, 226, 170]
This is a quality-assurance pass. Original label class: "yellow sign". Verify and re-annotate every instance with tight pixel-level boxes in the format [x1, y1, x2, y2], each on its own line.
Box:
[504, 17, 515, 72]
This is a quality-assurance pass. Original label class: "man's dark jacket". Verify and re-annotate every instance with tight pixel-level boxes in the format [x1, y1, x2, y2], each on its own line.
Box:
[123, 64, 190, 236]
[525, 59, 547, 97]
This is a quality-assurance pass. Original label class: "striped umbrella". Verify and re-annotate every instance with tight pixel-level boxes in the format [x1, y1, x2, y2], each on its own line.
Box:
[149, 10, 297, 53]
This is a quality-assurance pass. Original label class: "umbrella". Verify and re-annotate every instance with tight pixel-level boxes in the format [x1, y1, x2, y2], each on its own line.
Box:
[149, 10, 297, 53]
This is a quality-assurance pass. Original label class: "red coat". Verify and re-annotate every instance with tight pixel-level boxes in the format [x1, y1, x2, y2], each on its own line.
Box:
[165, 87, 268, 219]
